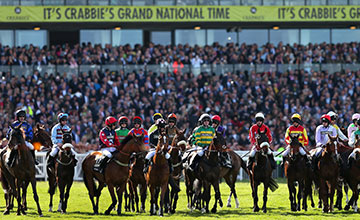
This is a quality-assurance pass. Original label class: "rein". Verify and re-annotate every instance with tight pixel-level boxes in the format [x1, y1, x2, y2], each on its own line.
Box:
[56, 158, 73, 166]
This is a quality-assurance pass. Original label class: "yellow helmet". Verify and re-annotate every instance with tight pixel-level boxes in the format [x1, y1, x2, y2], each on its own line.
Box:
[153, 113, 163, 121]
[291, 113, 301, 121]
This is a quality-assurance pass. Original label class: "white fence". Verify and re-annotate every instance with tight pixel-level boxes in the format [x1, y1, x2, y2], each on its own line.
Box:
[35, 151, 284, 181]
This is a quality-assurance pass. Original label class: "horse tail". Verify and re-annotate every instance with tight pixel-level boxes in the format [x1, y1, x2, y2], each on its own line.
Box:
[269, 177, 279, 192]
[240, 157, 247, 173]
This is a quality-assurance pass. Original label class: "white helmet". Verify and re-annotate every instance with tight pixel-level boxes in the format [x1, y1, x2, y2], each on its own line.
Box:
[327, 111, 338, 120]
[352, 113, 360, 121]
[199, 113, 211, 122]
[255, 112, 265, 120]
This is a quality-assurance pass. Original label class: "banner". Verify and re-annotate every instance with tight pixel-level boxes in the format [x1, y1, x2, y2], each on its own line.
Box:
[1, 5, 360, 22]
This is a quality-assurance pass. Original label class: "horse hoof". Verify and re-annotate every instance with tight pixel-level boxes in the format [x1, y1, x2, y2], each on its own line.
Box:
[227, 204, 231, 208]
[49, 208, 53, 212]
[311, 203, 315, 208]
[3, 209, 10, 215]
[263, 208, 267, 213]
[117, 211, 121, 216]
[344, 205, 350, 211]
[170, 209, 176, 214]
[253, 207, 260, 212]
[211, 208, 217, 213]
[201, 208, 206, 214]
[104, 210, 111, 215]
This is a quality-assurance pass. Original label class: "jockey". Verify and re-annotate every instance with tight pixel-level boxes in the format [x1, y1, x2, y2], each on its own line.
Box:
[6, 109, 37, 167]
[347, 113, 360, 139]
[348, 118, 360, 167]
[247, 112, 276, 170]
[148, 113, 163, 134]
[312, 114, 337, 170]
[93, 116, 120, 173]
[327, 111, 348, 143]
[281, 113, 311, 166]
[212, 115, 232, 168]
[115, 116, 129, 143]
[128, 116, 149, 148]
[48, 112, 77, 167]
[165, 113, 179, 146]
[188, 113, 215, 171]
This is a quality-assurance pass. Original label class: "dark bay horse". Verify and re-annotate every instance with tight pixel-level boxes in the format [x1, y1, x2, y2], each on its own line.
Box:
[82, 134, 146, 215]
[248, 127, 278, 213]
[47, 129, 75, 213]
[284, 134, 311, 211]
[146, 135, 170, 216]
[167, 129, 187, 213]
[318, 135, 339, 213]
[0, 124, 42, 216]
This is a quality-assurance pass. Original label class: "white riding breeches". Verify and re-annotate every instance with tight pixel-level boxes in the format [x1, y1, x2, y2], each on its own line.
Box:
[101, 147, 117, 158]
[26, 141, 34, 150]
[249, 145, 273, 157]
[282, 145, 306, 157]
[145, 149, 170, 160]
[50, 144, 77, 157]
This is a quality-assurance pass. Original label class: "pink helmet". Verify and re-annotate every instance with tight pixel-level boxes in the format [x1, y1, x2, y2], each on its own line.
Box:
[352, 113, 360, 121]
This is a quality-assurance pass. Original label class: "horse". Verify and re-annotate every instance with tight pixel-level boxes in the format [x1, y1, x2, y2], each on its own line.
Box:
[146, 135, 170, 216]
[127, 151, 147, 213]
[82, 134, 146, 215]
[248, 127, 278, 213]
[166, 129, 187, 213]
[219, 142, 247, 208]
[284, 133, 312, 211]
[47, 129, 75, 213]
[32, 123, 53, 150]
[318, 134, 339, 213]
[0, 124, 42, 216]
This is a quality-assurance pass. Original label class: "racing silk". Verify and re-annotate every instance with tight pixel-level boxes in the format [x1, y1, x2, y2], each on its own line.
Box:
[148, 124, 157, 134]
[51, 123, 71, 145]
[149, 128, 165, 148]
[315, 125, 337, 147]
[215, 125, 226, 137]
[7, 121, 33, 142]
[348, 128, 360, 148]
[249, 124, 272, 145]
[166, 125, 178, 145]
[193, 126, 215, 148]
[128, 128, 149, 146]
[188, 126, 200, 145]
[348, 123, 357, 139]
[115, 128, 130, 143]
[99, 127, 120, 149]
[333, 124, 348, 141]
[284, 125, 309, 146]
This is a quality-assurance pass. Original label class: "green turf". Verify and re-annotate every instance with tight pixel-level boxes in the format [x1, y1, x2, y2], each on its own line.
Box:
[0, 179, 358, 219]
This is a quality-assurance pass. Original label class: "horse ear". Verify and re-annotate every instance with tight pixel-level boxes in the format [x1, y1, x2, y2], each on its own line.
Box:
[68, 128, 72, 133]
[37, 123, 40, 129]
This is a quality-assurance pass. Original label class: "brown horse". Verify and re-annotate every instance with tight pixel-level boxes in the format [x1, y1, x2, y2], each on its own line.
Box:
[127, 151, 147, 213]
[284, 134, 312, 211]
[318, 135, 339, 213]
[82, 134, 146, 215]
[166, 129, 187, 213]
[146, 135, 170, 216]
[32, 123, 53, 150]
[248, 127, 278, 213]
[49, 129, 75, 213]
[0, 124, 42, 216]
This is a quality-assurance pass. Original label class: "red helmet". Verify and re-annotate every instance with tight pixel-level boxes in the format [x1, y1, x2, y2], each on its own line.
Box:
[105, 116, 117, 126]
[320, 114, 331, 123]
[132, 116, 143, 124]
[118, 116, 129, 124]
[167, 113, 177, 123]
[212, 115, 221, 122]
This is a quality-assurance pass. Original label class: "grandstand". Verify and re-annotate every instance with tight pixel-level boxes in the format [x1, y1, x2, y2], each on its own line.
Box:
[0, 0, 360, 153]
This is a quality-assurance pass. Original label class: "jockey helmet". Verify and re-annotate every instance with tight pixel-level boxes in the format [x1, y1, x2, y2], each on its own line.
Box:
[291, 113, 301, 124]
[133, 116, 143, 124]
[352, 113, 360, 121]
[212, 115, 221, 123]
[167, 113, 177, 123]
[199, 113, 211, 123]
[156, 118, 166, 128]
[327, 111, 338, 121]
[105, 116, 117, 127]
[118, 116, 129, 125]
[255, 112, 265, 121]
[153, 113, 163, 122]
[57, 113, 69, 122]
[321, 114, 331, 123]
[15, 109, 26, 119]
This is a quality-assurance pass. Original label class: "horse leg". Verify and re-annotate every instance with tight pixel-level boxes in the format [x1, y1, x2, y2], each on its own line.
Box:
[159, 182, 168, 216]
[63, 181, 73, 213]
[344, 183, 349, 205]
[211, 182, 221, 213]
[344, 181, 357, 211]
[30, 178, 42, 216]
[297, 181, 303, 211]
[164, 186, 169, 213]
[335, 180, 343, 210]
[171, 179, 180, 213]
[329, 180, 337, 212]
[58, 180, 65, 213]
[288, 180, 296, 211]
[84, 173, 97, 214]
[251, 180, 260, 212]
[262, 182, 269, 213]
[116, 182, 126, 215]
[15, 179, 23, 215]
[21, 181, 29, 211]
[319, 179, 328, 213]
[104, 183, 117, 215]
[201, 182, 210, 214]
[149, 185, 155, 215]
[140, 183, 147, 213]
[134, 184, 140, 213]
[95, 182, 104, 214]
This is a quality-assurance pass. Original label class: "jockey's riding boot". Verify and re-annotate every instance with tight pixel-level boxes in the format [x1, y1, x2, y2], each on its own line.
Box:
[268, 154, 277, 169]
[47, 155, 56, 168]
[30, 150, 39, 165]
[312, 155, 319, 171]
[247, 156, 255, 170]
[304, 155, 312, 168]
[168, 176, 181, 193]
[280, 156, 286, 167]
[7, 149, 18, 167]
[189, 155, 200, 171]
[94, 156, 111, 173]
[167, 158, 174, 173]
[143, 158, 150, 174]
[223, 152, 232, 168]
[72, 155, 78, 166]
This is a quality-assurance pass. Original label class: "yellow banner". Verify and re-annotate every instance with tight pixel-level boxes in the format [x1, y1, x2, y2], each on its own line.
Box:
[1, 5, 360, 22]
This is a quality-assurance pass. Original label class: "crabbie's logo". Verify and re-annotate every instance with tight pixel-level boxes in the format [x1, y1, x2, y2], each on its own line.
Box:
[15, 7, 21, 14]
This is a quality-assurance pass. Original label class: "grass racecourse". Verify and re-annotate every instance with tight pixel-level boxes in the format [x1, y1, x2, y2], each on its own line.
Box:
[0, 179, 358, 220]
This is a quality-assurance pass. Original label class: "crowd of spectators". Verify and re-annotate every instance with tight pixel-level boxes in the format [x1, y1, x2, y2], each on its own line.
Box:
[0, 42, 360, 153]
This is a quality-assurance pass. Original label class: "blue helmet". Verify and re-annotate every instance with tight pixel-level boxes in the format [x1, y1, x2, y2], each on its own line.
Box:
[57, 113, 69, 122]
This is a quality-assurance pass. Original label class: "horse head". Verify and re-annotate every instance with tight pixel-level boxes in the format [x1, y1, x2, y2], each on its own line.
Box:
[170, 129, 187, 155]
[323, 134, 337, 155]
[121, 133, 146, 154]
[62, 129, 72, 144]
[256, 127, 270, 155]
[8, 123, 25, 150]
[33, 123, 52, 149]
[289, 133, 301, 157]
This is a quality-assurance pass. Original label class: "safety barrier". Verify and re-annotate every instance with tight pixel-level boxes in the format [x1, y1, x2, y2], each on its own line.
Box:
[35, 150, 284, 181]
